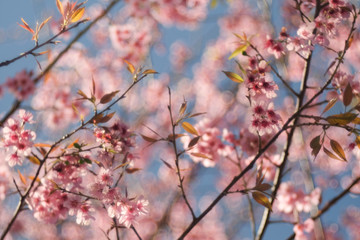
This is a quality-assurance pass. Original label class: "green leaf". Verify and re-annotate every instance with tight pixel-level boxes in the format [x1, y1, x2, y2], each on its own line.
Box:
[228, 45, 248, 60]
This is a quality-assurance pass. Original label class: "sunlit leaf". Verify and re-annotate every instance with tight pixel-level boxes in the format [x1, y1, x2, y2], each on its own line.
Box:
[114, 162, 130, 170]
[70, 7, 85, 23]
[18, 18, 34, 34]
[322, 98, 337, 114]
[100, 90, 119, 104]
[124, 60, 135, 74]
[39, 16, 52, 31]
[18, 170, 27, 185]
[27, 156, 41, 165]
[356, 136, 360, 149]
[34, 143, 52, 148]
[143, 69, 158, 75]
[352, 117, 360, 125]
[223, 71, 244, 83]
[28, 176, 41, 182]
[67, 138, 79, 149]
[77, 89, 88, 99]
[252, 192, 272, 211]
[182, 122, 199, 136]
[326, 113, 357, 125]
[56, 0, 64, 16]
[228, 45, 248, 60]
[323, 147, 343, 161]
[330, 139, 347, 161]
[210, 0, 217, 8]
[191, 152, 212, 159]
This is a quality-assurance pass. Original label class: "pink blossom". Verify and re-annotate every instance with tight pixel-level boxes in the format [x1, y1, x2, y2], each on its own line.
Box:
[76, 202, 95, 225]
[5, 70, 35, 100]
[293, 218, 315, 240]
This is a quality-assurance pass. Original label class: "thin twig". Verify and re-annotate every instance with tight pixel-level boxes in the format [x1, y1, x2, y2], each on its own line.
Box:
[0, 0, 122, 127]
[167, 87, 197, 220]
[0, 73, 140, 240]
[177, 8, 357, 239]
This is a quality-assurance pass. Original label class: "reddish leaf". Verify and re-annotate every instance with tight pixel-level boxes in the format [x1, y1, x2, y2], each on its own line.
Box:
[310, 135, 321, 158]
[253, 183, 272, 192]
[56, 0, 65, 16]
[140, 134, 158, 143]
[100, 91, 119, 104]
[18, 18, 34, 34]
[343, 83, 353, 106]
[188, 136, 201, 148]
[126, 168, 142, 174]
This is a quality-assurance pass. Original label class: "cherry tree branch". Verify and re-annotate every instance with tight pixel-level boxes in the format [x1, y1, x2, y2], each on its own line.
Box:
[286, 176, 360, 240]
[0, 0, 122, 127]
[167, 87, 197, 220]
[0, 20, 87, 68]
[177, 6, 357, 239]
[256, 3, 355, 238]
[0, 78, 140, 240]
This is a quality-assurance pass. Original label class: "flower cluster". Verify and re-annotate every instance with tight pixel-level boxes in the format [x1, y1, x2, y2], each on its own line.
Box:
[245, 57, 281, 136]
[5, 70, 35, 101]
[274, 182, 321, 214]
[293, 218, 315, 240]
[266, 0, 351, 60]
[94, 119, 135, 156]
[1, 110, 36, 167]
[182, 119, 227, 167]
